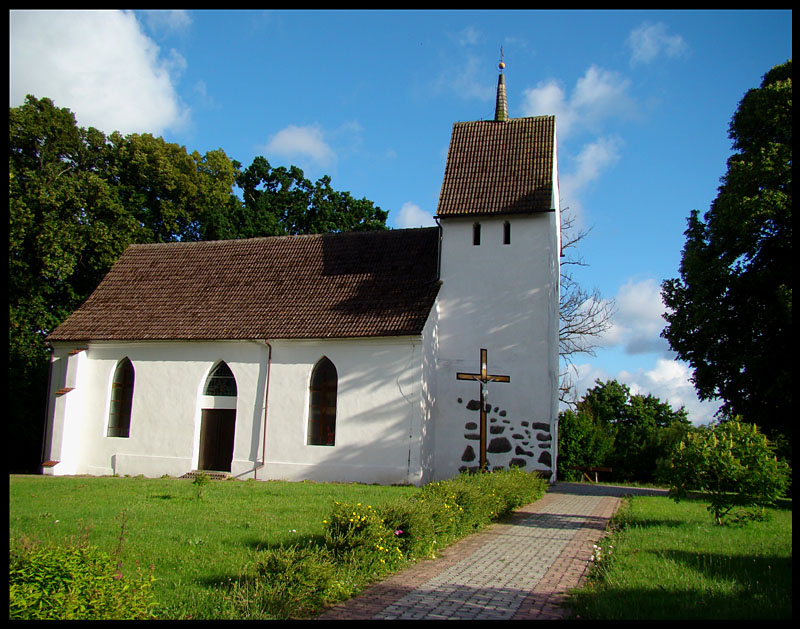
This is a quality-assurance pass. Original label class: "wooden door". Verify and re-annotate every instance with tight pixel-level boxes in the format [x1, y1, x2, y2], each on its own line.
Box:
[199, 409, 236, 472]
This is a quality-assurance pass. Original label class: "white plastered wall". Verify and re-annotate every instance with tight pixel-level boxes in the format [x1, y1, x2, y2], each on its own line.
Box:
[44, 335, 429, 485]
[432, 211, 560, 482]
[259, 336, 427, 485]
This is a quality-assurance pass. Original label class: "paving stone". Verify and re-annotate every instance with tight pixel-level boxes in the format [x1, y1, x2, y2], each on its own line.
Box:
[316, 482, 668, 621]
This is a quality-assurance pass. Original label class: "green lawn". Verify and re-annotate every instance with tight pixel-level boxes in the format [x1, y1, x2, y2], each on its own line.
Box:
[566, 493, 792, 620]
[9, 475, 418, 619]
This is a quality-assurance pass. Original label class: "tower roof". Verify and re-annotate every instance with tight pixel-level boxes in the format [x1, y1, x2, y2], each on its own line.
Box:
[435, 115, 556, 218]
[495, 62, 508, 122]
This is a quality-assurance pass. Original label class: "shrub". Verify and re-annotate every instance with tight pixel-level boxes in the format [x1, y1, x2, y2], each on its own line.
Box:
[230, 545, 341, 620]
[557, 409, 615, 481]
[661, 419, 791, 524]
[375, 496, 437, 559]
[237, 469, 548, 619]
[9, 536, 156, 620]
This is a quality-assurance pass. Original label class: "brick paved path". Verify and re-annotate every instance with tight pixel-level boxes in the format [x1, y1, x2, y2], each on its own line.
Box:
[316, 482, 667, 620]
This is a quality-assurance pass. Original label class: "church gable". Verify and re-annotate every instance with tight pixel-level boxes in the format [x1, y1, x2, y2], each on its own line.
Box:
[436, 116, 556, 218]
[48, 227, 441, 342]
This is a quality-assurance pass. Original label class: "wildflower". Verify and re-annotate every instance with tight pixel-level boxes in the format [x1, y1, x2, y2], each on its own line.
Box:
[394, 529, 403, 536]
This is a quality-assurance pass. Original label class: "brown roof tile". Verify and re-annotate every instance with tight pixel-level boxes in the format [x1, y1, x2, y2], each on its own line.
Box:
[47, 228, 441, 342]
[436, 116, 555, 217]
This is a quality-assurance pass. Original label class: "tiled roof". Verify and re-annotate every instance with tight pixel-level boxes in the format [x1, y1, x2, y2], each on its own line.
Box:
[436, 116, 555, 218]
[47, 228, 441, 342]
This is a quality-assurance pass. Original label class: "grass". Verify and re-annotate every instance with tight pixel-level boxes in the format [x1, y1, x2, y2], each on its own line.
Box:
[9, 470, 546, 619]
[9, 475, 418, 619]
[566, 492, 792, 620]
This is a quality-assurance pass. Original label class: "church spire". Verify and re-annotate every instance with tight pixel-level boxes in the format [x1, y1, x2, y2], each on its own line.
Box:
[494, 47, 508, 122]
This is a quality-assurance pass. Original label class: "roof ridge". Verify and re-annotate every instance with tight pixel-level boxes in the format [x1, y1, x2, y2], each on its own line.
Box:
[126, 227, 438, 249]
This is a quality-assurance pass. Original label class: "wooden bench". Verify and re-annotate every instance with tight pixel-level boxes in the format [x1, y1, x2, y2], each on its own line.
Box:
[567, 465, 612, 483]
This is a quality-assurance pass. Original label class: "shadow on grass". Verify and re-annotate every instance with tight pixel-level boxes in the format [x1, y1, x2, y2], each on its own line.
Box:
[570, 584, 791, 620]
[661, 549, 791, 585]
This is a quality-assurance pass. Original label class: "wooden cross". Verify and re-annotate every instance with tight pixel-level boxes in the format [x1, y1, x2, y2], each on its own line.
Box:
[456, 348, 510, 471]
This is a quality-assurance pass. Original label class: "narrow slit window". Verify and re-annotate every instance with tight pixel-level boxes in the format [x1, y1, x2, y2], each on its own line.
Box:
[503, 221, 511, 245]
[473, 223, 481, 246]
[108, 358, 134, 438]
[308, 357, 337, 446]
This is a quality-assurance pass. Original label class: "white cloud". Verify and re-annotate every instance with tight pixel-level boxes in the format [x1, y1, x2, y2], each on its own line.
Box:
[627, 22, 689, 66]
[522, 66, 635, 222]
[453, 26, 482, 47]
[264, 124, 337, 170]
[521, 65, 636, 139]
[570, 359, 722, 426]
[435, 53, 494, 102]
[619, 359, 721, 426]
[600, 278, 671, 356]
[10, 10, 187, 136]
[565, 277, 725, 423]
[394, 202, 436, 229]
[560, 136, 622, 204]
[142, 9, 192, 34]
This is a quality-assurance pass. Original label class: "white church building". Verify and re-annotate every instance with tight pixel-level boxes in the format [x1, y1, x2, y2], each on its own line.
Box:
[41, 68, 561, 485]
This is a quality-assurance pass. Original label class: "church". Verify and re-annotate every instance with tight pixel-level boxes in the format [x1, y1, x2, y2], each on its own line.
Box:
[41, 65, 562, 485]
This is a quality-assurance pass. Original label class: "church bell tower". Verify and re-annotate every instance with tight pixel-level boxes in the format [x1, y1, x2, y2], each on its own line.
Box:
[431, 59, 561, 482]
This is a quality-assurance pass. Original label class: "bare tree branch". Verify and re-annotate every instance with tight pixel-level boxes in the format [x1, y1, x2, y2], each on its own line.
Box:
[558, 208, 616, 407]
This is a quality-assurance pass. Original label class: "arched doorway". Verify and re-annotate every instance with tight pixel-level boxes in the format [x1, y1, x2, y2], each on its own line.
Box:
[198, 361, 237, 472]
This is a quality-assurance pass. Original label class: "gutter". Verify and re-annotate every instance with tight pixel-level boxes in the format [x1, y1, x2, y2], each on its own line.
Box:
[254, 340, 272, 480]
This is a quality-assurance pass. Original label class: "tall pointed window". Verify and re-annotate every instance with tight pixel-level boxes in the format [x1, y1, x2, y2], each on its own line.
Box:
[308, 357, 337, 446]
[108, 358, 134, 437]
[204, 361, 238, 397]
[199, 361, 237, 472]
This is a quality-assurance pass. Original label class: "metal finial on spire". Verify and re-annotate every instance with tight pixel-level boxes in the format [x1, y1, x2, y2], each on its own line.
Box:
[495, 47, 508, 122]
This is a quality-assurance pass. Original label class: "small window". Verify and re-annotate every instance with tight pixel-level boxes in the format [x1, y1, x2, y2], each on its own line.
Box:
[473, 223, 481, 246]
[503, 221, 511, 245]
[108, 358, 134, 438]
[308, 357, 337, 446]
[204, 362, 237, 397]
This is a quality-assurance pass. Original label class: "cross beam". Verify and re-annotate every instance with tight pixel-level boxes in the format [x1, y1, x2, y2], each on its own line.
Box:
[456, 348, 510, 471]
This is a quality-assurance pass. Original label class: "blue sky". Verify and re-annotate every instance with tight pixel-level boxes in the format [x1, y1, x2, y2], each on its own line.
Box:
[10, 10, 792, 425]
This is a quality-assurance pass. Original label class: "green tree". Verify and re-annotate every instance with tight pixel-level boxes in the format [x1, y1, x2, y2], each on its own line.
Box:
[661, 60, 792, 443]
[569, 379, 690, 482]
[234, 156, 388, 237]
[556, 408, 615, 481]
[662, 419, 791, 524]
[10, 97, 139, 471]
[9, 95, 239, 471]
[107, 131, 240, 243]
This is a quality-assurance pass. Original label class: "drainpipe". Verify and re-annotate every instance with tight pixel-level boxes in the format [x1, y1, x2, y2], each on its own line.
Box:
[254, 340, 272, 480]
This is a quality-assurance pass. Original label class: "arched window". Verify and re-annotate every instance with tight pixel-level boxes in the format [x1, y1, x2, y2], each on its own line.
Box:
[473, 222, 481, 246]
[108, 358, 134, 437]
[199, 361, 238, 472]
[204, 361, 237, 397]
[308, 357, 337, 446]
